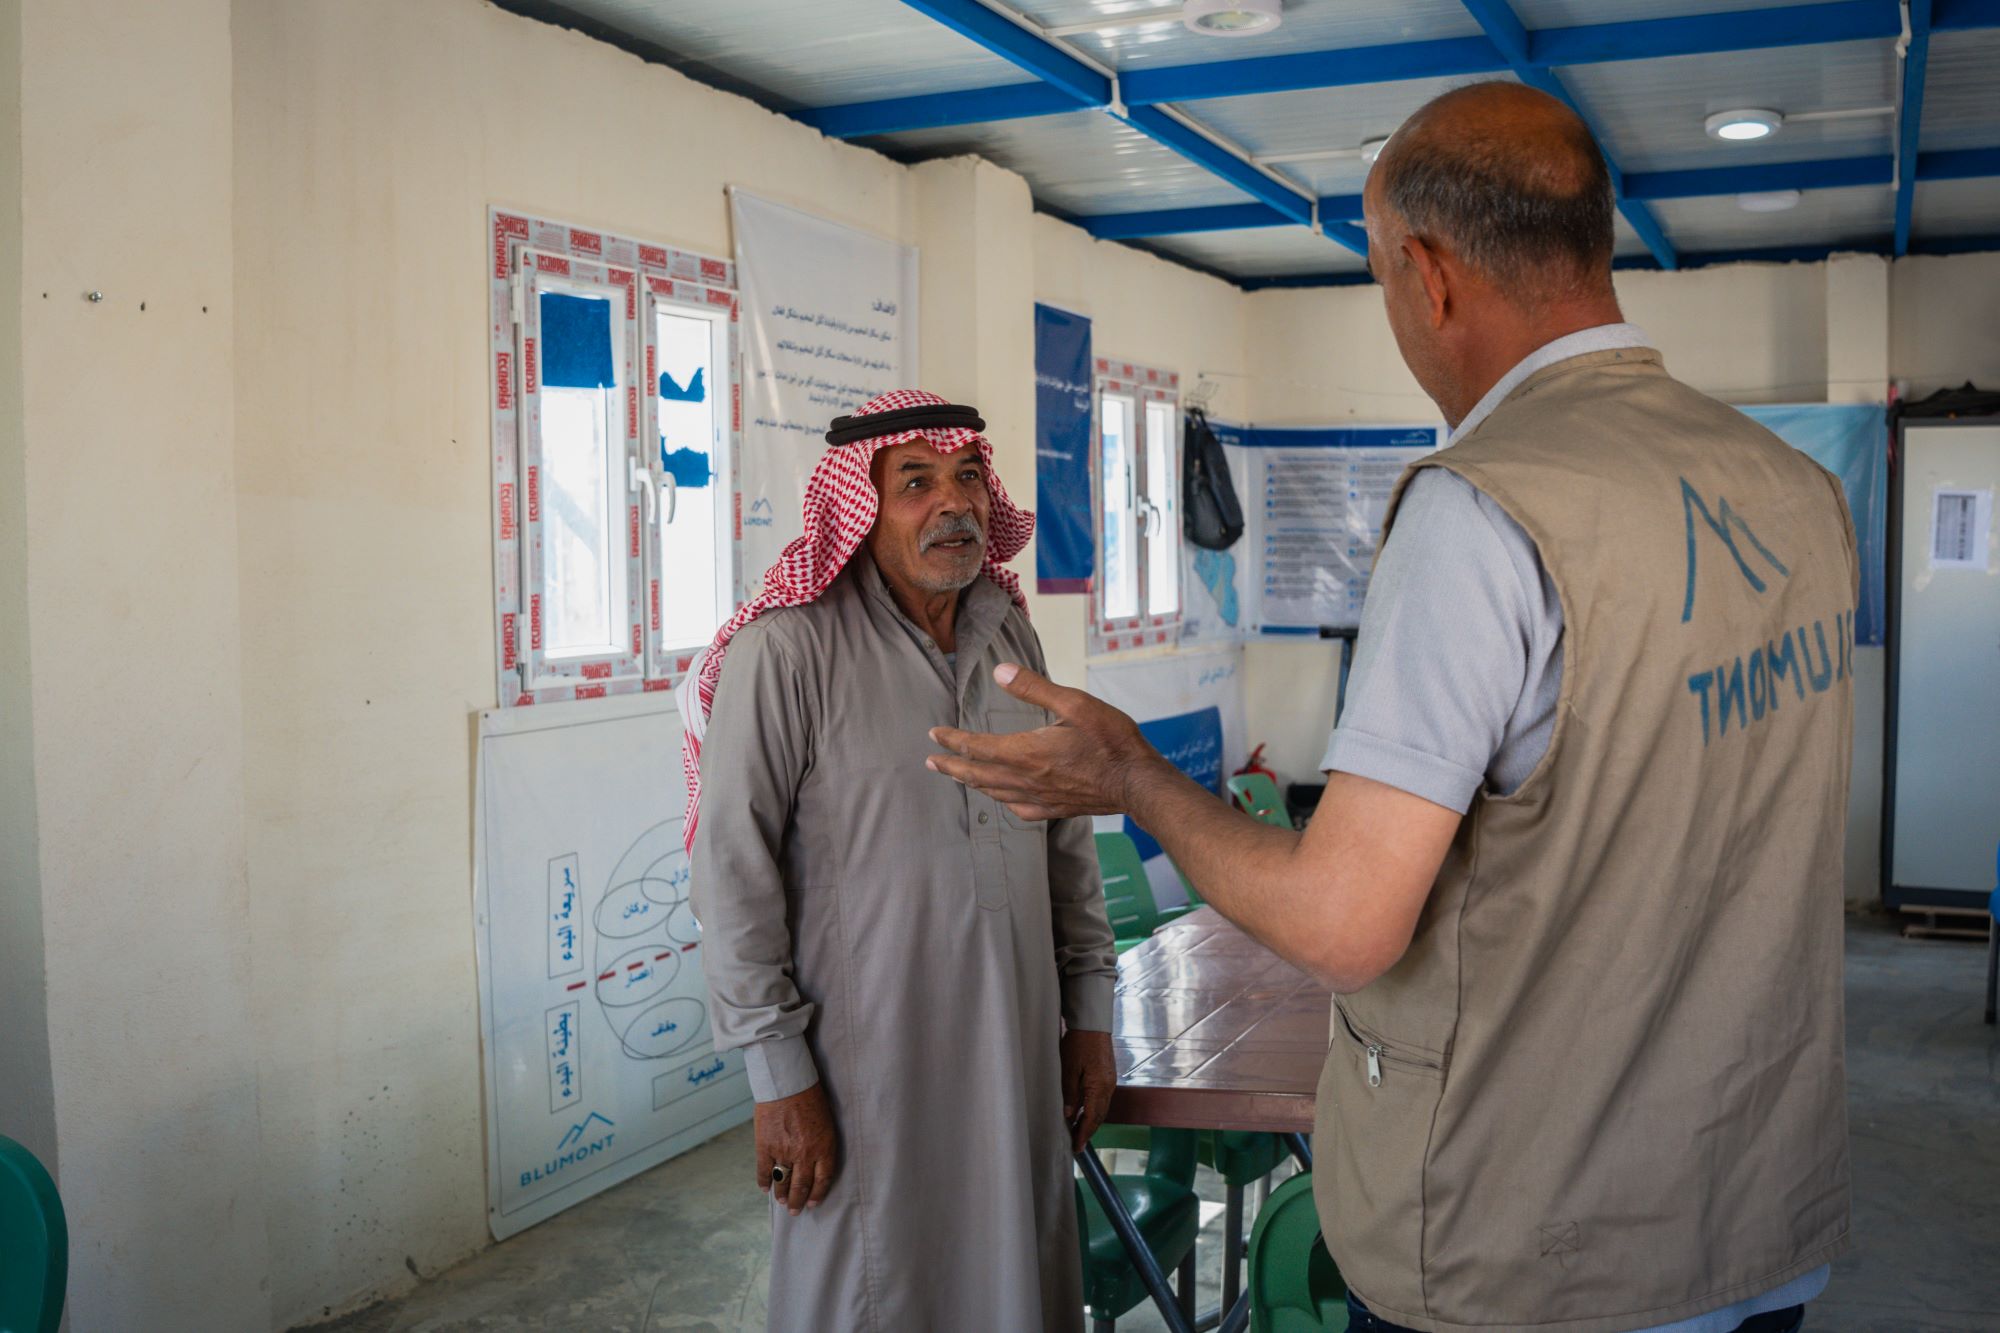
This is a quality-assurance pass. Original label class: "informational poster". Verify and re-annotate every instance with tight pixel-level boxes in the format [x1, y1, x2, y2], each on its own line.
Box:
[1034, 304, 1094, 593]
[1739, 404, 1888, 643]
[1237, 426, 1439, 633]
[475, 693, 751, 1239]
[1085, 647, 1247, 911]
[731, 190, 919, 591]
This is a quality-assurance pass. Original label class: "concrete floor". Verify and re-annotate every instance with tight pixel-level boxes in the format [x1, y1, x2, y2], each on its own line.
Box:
[311, 914, 2000, 1333]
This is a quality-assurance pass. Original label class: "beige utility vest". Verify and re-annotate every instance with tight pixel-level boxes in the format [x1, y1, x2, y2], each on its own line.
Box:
[1315, 348, 1857, 1333]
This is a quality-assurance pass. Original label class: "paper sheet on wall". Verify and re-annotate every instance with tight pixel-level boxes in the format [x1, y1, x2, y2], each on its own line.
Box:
[1929, 486, 1994, 570]
[731, 190, 918, 593]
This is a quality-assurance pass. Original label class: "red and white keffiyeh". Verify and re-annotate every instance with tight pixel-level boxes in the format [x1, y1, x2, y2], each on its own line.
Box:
[676, 388, 1034, 853]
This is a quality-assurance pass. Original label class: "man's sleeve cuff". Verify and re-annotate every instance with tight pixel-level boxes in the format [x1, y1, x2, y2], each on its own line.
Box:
[1062, 973, 1115, 1033]
[742, 1035, 820, 1103]
[1321, 727, 1483, 815]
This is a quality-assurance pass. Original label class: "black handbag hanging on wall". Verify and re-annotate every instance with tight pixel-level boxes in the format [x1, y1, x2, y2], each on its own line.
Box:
[1183, 407, 1244, 550]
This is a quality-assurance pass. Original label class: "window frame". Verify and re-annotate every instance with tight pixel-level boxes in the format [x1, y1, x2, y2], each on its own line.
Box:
[640, 280, 740, 680]
[491, 211, 742, 707]
[515, 248, 644, 693]
[1090, 358, 1183, 655]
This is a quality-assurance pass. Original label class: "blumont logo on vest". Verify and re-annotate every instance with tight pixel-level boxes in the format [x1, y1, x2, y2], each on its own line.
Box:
[1679, 477, 1789, 621]
[1679, 475, 1852, 747]
[1686, 610, 1853, 746]
[521, 1111, 616, 1189]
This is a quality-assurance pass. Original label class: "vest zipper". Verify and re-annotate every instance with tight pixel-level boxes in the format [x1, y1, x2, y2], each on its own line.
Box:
[1366, 1044, 1383, 1088]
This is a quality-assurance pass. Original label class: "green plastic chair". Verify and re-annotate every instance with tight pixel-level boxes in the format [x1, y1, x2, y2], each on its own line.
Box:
[1248, 1171, 1347, 1332]
[1076, 1128, 1203, 1332]
[0, 1135, 67, 1333]
[1201, 1130, 1291, 1311]
[1095, 831, 1162, 953]
[1228, 772, 1293, 829]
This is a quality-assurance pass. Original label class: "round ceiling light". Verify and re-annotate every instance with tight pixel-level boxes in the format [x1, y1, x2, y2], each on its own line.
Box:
[1182, 0, 1283, 37]
[1738, 189, 1802, 213]
[1705, 108, 1783, 142]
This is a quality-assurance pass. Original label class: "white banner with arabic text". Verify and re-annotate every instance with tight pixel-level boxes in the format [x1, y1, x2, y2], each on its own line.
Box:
[731, 190, 919, 590]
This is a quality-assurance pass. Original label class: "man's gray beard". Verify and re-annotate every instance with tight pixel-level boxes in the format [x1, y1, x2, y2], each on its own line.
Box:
[915, 516, 985, 593]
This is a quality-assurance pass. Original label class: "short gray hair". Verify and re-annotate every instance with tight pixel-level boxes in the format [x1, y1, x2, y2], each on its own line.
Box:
[1376, 83, 1615, 298]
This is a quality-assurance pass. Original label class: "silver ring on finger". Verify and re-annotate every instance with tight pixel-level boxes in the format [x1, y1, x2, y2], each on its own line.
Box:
[770, 1163, 790, 1185]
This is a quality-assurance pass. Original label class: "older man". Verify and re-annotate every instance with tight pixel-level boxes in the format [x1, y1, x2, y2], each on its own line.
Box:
[681, 390, 1117, 1332]
[932, 84, 1854, 1333]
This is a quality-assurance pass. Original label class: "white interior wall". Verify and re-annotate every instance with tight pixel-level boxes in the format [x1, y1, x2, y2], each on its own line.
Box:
[16, 1, 272, 1329]
[1892, 251, 2000, 398]
[228, 1, 919, 1324]
[3, 0, 1995, 1327]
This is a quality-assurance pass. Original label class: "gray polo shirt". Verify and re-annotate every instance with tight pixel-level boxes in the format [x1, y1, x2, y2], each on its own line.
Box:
[1319, 324, 1829, 1332]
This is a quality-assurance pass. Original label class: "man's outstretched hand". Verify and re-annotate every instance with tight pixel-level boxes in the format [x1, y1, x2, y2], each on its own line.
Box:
[927, 664, 1163, 820]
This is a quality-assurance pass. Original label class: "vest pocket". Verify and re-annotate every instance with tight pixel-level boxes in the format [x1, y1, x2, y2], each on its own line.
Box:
[1317, 998, 1444, 1320]
[1335, 1002, 1444, 1088]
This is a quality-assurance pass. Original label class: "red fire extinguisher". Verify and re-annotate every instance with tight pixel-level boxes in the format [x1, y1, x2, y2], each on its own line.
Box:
[1234, 743, 1278, 784]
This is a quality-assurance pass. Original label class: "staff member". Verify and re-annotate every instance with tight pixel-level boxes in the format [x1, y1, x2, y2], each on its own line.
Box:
[929, 82, 1855, 1333]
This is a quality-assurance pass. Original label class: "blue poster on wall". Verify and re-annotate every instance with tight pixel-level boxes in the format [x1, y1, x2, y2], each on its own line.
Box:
[1034, 303, 1094, 593]
[1125, 705, 1224, 861]
[1739, 404, 1887, 645]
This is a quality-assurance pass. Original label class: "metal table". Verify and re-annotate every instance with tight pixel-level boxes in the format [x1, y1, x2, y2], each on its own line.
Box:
[1077, 908, 1329, 1333]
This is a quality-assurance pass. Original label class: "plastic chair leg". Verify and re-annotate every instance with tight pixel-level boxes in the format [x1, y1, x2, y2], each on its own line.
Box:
[1223, 1183, 1244, 1311]
[1093, 1319, 1116, 1333]
[1177, 1245, 1198, 1323]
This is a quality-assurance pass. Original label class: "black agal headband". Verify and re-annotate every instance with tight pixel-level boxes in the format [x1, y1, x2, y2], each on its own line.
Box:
[824, 402, 985, 447]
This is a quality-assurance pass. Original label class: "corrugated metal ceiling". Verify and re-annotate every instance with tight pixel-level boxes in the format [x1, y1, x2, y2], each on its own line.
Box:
[498, 0, 2000, 285]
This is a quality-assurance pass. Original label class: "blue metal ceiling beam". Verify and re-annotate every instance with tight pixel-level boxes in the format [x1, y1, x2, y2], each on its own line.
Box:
[888, 0, 1353, 256]
[796, 81, 1082, 138]
[1529, 0, 1899, 67]
[1118, 104, 1315, 226]
[1119, 35, 1504, 105]
[1933, 0, 2000, 28]
[1613, 233, 2000, 270]
[1079, 147, 2000, 238]
[894, 0, 1108, 106]
[1082, 194, 1365, 239]
[1624, 155, 1893, 199]
[1894, 0, 1934, 254]
[1456, 0, 1679, 269]
[1084, 202, 1292, 240]
[1918, 146, 2000, 178]
[1238, 232, 2000, 288]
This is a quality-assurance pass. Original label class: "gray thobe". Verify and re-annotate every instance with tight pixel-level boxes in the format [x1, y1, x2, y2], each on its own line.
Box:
[691, 554, 1117, 1333]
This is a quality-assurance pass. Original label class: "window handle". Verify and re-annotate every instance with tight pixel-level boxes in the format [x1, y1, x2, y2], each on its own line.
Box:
[662, 471, 677, 525]
[629, 455, 658, 523]
[1140, 499, 1162, 537]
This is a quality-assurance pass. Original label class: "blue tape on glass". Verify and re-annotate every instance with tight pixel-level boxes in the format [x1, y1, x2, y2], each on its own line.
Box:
[539, 291, 615, 389]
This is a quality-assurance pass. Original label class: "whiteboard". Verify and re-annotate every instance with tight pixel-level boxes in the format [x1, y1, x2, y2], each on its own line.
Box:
[474, 691, 752, 1239]
[1889, 423, 2000, 901]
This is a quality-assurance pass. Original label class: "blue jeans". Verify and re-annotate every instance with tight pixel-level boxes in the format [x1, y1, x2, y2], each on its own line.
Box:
[1344, 1293, 1806, 1333]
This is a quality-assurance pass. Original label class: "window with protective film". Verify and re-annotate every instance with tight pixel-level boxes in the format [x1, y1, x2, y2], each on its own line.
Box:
[1092, 359, 1182, 654]
[490, 212, 741, 705]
